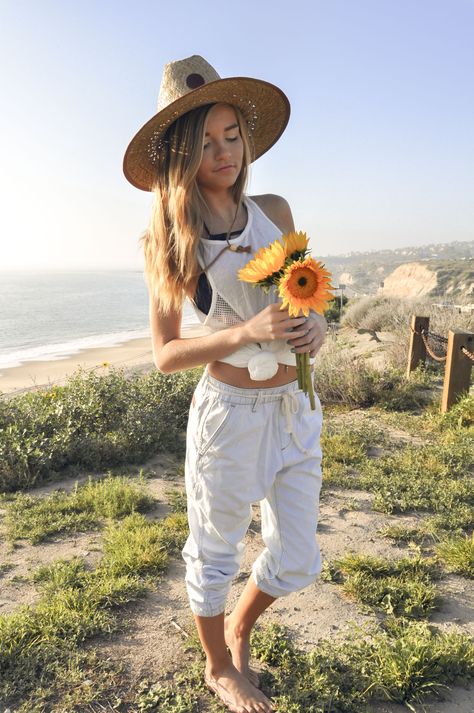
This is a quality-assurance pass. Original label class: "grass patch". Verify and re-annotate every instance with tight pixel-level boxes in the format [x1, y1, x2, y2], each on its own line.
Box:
[431, 393, 474, 430]
[252, 619, 474, 712]
[427, 504, 474, 533]
[321, 420, 386, 490]
[321, 431, 369, 467]
[379, 523, 432, 545]
[134, 619, 474, 712]
[373, 393, 474, 440]
[0, 365, 202, 493]
[4, 472, 155, 544]
[320, 460, 360, 490]
[339, 438, 474, 515]
[165, 487, 187, 514]
[101, 511, 188, 578]
[436, 533, 474, 578]
[0, 511, 189, 711]
[0, 562, 15, 577]
[135, 665, 205, 712]
[322, 552, 441, 618]
[381, 505, 474, 546]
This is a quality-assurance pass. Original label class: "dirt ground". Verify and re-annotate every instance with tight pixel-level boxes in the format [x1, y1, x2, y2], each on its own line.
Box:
[1, 437, 472, 713]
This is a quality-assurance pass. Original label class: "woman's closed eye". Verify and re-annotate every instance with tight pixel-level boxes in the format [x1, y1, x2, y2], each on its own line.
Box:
[203, 136, 239, 149]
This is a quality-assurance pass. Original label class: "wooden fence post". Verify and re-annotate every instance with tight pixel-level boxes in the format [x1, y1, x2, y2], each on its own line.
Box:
[407, 315, 429, 378]
[441, 330, 474, 413]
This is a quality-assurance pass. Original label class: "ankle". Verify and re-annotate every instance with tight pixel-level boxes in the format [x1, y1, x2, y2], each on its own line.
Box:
[206, 655, 234, 678]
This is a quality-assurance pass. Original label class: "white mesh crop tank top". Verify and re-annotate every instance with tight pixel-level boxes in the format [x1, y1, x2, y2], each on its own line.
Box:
[184, 195, 315, 380]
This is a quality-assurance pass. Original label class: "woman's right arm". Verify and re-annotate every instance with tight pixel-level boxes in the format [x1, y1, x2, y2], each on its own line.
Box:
[149, 296, 309, 374]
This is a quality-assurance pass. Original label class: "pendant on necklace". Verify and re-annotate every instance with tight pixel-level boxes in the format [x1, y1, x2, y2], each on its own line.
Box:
[229, 245, 251, 253]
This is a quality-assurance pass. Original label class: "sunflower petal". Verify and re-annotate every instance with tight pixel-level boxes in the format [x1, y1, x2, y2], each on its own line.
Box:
[282, 231, 309, 257]
[238, 239, 286, 283]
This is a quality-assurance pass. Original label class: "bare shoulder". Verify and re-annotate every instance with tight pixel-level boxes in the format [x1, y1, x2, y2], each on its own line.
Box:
[249, 194, 295, 233]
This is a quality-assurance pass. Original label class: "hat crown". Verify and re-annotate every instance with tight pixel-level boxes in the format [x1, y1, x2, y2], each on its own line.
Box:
[157, 55, 221, 111]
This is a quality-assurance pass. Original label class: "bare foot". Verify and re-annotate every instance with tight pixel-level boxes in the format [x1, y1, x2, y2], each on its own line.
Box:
[205, 662, 275, 713]
[224, 615, 261, 689]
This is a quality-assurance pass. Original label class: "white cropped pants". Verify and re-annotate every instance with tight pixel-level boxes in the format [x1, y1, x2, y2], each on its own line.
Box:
[182, 367, 323, 617]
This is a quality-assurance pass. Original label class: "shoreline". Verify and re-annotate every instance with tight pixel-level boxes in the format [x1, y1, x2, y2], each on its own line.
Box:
[0, 323, 210, 397]
[0, 337, 155, 396]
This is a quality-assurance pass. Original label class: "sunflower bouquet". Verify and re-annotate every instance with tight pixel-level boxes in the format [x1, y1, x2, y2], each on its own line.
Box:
[238, 232, 334, 410]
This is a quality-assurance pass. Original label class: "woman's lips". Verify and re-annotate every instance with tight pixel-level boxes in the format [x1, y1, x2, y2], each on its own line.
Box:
[215, 164, 235, 172]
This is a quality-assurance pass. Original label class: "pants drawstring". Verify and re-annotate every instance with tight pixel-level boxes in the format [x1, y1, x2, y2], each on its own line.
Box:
[280, 391, 310, 455]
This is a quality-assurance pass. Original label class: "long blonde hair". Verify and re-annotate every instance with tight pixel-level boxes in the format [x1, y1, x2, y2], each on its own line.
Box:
[141, 103, 254, 315]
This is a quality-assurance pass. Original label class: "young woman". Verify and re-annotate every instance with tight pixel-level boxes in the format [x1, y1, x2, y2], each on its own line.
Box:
[124, 55, 327, 713]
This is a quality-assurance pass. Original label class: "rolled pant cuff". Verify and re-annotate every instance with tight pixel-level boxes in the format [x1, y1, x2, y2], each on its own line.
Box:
[251, 569, 285, 599]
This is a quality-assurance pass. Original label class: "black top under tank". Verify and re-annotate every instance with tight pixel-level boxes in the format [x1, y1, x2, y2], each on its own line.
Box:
[194, 230, 244, 314]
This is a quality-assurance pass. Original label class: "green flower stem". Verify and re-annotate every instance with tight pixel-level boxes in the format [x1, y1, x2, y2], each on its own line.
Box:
[296, 349, 316, 408]
[306, 353, 316, 410]
[296, 353, 304, 390]
[303, 352, 308, 394]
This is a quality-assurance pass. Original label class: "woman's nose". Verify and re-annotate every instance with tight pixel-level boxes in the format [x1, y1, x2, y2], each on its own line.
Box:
[215, 141, 231, 159]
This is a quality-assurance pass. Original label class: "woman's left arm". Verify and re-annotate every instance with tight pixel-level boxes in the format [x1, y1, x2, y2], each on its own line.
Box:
[258, 194, 328, 359]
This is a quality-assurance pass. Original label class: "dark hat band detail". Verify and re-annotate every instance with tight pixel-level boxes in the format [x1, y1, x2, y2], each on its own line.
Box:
[186, 73, 205, 89]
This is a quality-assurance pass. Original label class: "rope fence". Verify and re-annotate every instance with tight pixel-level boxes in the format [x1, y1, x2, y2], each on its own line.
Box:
[407, 315, 474, 412]
[409, 326, 448, 363]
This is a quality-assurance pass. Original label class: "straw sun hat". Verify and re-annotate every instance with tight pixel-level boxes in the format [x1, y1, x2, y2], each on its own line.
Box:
[123, 55, 290, 191]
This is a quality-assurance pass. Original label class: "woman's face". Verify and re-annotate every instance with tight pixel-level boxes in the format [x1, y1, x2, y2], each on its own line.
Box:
[196, 103, 244, 192]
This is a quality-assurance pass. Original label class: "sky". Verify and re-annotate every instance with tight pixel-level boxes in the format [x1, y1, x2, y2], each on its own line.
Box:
[0, 0, 473, 271]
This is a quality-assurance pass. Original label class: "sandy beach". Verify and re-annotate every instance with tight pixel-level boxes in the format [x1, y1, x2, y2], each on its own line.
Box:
[0, 337, 155, 397]
[0, 324, 213, 397]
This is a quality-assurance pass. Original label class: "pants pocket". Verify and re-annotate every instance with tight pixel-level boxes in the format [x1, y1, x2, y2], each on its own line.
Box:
[197, 397, 235, 457]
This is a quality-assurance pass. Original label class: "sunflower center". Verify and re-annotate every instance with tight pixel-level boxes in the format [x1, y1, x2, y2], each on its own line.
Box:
[286, 267, 319, 299]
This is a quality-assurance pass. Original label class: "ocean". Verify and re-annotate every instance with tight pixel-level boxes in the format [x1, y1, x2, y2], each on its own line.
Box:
[0, 270, 198, 370]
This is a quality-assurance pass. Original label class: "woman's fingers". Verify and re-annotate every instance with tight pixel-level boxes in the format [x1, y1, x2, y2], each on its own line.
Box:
[284, 311, 327, 356]
[285, 326, 308, 339]
[284, 314, 307, 329]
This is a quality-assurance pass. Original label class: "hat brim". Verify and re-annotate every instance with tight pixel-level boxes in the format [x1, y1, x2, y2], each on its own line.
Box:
[123, 77, 290, 192]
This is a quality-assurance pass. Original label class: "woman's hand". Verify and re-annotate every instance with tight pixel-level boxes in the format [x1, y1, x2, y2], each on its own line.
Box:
[286, 311, 328, 358]
[239, 303, 309, 345]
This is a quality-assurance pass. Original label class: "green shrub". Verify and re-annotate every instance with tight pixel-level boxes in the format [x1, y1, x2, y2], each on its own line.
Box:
[313, 344, 431, 410]
[341, 296, 414, 331]
[0, 366, 202, 492]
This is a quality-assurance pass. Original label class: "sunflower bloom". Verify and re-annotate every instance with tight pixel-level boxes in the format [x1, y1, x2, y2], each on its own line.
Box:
[238, 239, 286, 283]
[278, 257, 334, 317]
[282, 231, 309, 258]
